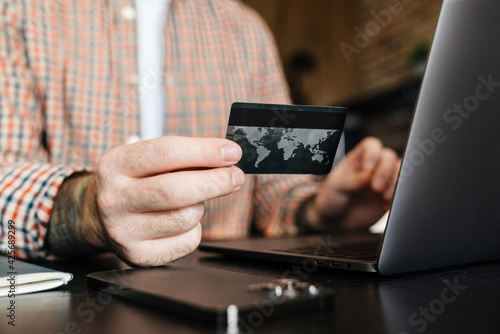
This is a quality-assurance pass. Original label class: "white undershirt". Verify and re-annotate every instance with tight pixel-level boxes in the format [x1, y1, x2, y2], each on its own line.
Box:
[136, 0, 171, 141]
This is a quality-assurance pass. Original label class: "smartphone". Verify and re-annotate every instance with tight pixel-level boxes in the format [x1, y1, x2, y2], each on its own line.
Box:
[87, 264, 334, 330]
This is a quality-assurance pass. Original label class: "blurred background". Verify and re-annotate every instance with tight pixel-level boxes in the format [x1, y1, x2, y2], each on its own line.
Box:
[242, 0, 442, 153]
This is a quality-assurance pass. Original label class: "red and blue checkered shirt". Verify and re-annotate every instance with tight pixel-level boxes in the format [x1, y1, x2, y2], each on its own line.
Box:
[0, 0, 319, 259]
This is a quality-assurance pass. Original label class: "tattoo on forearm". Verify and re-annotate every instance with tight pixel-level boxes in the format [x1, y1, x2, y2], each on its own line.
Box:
[46, 173, 102, 256]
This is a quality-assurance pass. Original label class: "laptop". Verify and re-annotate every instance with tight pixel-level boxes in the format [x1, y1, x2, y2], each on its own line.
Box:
[200, 0, 500, 275]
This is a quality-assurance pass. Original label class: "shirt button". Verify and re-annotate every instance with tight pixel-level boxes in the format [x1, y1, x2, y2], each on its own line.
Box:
[129, 74, 139, 86]
[165, 74, 175, 87]
[126, 135, 141, 144]
[121, 6, 137, 21]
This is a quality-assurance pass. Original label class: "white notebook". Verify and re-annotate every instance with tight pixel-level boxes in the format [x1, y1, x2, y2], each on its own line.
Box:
[0, 257, 73, 297]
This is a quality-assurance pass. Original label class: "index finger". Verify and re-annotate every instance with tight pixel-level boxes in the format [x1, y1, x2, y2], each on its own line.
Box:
[345, 137, 383, 173]
[111, 136, 242, 177]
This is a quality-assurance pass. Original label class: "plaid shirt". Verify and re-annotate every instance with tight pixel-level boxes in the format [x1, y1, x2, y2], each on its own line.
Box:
[0, 0, 318, 259]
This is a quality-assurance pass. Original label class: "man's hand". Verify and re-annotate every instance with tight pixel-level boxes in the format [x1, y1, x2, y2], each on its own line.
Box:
[82, 137, 244, 267]
[305, 137, 401, 231]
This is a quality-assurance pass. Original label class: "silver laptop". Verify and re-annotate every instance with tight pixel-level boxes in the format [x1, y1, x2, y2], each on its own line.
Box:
[200, 0, 500, 275]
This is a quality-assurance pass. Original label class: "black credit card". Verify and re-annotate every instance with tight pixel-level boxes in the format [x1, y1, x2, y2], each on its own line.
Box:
[226, 102, 347, 175]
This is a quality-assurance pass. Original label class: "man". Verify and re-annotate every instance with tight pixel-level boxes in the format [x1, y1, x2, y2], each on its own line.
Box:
[0, 0, 399, 266]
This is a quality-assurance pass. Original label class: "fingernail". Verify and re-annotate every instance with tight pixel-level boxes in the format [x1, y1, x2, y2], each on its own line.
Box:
[221, 145, 241, 162]
[232, 168, 245, 189]
[373, 177, 386, 190]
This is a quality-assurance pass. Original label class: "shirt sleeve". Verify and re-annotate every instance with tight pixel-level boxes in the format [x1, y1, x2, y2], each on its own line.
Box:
[243, 7, 322, 237]
[0, 2, 78, 259]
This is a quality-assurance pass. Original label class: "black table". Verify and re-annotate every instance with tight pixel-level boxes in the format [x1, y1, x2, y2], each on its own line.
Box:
[2, 250, 499, 334]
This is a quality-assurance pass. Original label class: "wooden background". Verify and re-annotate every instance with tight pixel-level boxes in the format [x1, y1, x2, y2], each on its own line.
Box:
[243, 0, 442, 106]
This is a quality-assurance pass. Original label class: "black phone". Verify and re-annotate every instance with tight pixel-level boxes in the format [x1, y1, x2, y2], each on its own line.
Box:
[87, 264, 334, 331]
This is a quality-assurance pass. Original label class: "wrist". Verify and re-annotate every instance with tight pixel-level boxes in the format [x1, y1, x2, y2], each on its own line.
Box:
[79, 175, 107, 249]
[297, 194, 346, 232]
[296, 195, 324, 232]
[46, 172, 105, 256]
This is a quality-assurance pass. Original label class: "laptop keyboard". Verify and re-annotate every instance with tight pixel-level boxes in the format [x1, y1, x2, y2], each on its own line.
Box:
[275, 240, 382, 261]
